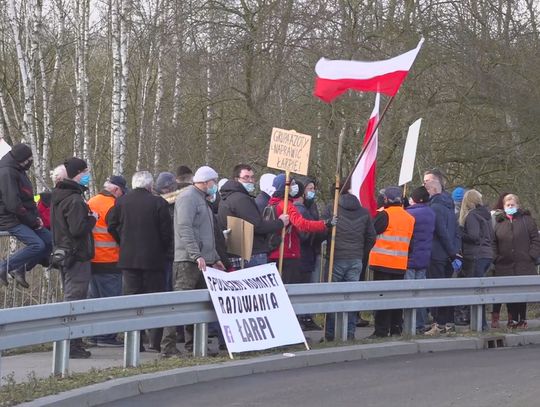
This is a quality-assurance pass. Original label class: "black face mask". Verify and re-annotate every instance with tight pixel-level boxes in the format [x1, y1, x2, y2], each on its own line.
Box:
[21, 158, 33, 171]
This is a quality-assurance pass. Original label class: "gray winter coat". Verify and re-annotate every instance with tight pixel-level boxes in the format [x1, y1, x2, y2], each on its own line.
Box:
[174, 185, 220, 263]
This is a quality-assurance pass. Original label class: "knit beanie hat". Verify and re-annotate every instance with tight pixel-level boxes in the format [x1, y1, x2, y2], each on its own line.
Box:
[272, 174, 286, 194]
[411, 186, 430, 203]
[10, 143, 33, 163]
[452, 187, 465, 202]
[64, 157, 88, 179]
[108, 175, 128, 194]
[155, 172, 177, 194]
[192, 166, 218, 183]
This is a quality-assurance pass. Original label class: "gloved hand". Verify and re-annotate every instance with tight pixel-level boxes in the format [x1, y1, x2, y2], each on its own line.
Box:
[451, 258, 462, 272]
[325, 215, 338, 228]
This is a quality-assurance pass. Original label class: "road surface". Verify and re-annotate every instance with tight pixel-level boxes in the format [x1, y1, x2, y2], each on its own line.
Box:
[102, 345, 540, 407]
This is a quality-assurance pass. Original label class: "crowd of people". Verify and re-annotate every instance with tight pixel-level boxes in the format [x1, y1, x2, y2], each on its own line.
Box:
[0, 144, 539, 359]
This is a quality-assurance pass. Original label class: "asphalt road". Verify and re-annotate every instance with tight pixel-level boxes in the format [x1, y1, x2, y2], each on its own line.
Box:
[102, 346, 540, 407]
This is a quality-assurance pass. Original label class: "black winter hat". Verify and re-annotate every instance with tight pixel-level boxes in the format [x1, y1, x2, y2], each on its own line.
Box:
[411, 186, 430, 204]
[64, 157, 88, 179]
[10, 143, 33, 163]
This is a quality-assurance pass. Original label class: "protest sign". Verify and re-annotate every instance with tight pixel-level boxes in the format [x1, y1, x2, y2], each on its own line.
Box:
[204, 263, 306, 355]
[267, 128, 312, 176]
[398, 118, 422, 186]
[226, 216, 254, 263]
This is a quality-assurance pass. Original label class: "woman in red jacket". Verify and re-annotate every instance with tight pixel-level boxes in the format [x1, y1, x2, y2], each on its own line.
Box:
[268, 174, 335, 284]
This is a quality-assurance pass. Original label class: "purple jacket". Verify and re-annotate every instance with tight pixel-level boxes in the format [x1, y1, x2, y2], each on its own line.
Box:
[406, 203, 436, 270]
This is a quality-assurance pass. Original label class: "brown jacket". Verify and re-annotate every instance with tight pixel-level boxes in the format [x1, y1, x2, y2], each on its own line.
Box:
[493, 210, 540, 276]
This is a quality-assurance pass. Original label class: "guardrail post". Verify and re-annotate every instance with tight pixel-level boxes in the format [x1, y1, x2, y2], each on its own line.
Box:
[402, 309, 416, 336]
[124, 331, 140, 368]
[52, 339, 69, 377]
[334, 312, 348, 342]
[193, 323, 208, 357]
[470, 305, 483, 332]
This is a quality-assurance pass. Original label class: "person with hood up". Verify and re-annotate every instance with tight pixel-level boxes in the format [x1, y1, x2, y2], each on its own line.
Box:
[458, 189, 494, 330]
[267, 173, 336, 284]
[0, 143, 52, 288]
[218, 164, 289, 269]
[255, 173, 276, 213]
[493, 193, 540, 329]
[51, 157, 97, 358]
[322, 188, 376, 341]
[424, 176, 461, 335]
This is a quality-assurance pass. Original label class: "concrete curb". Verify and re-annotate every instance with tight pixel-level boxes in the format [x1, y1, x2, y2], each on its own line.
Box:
[19, 331, 540, 407]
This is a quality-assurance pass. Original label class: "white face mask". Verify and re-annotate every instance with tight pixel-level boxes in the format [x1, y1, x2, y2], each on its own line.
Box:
[290, 184, 299, 197]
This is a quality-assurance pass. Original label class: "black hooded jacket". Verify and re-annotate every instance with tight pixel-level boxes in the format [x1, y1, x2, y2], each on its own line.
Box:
[217, 180, 283, 255]
[0, 152, 40, 230]
[51, 179, 96, 262]
[461, 205, 494, 260]
[322, 193, 376, 260]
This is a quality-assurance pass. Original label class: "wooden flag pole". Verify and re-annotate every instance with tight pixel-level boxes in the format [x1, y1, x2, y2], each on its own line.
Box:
[339, 96, 396, 195]
[278, 171, 291, 274]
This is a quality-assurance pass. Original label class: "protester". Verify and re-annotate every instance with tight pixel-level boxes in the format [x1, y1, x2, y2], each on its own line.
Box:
[218, 164, 288, 269]
[368, 186, 415, 338]
[424, 175, 461, 335]
[458, 189, 494, 330]
[322, 189, 376, 340]
[108, 171, 173, 352]
[489, 191, 510, 327]
[0, 143, 52, 288]
[86, 176, 127, 347]
[51, 157, 96, 358]
[255, 173, 276, 213]
[406, 186, 436, 333]
[267, 174, 334, 284]
[492, 194, 540, 329]
[160, 166, 225, 357]
[452, 187, 465, 215]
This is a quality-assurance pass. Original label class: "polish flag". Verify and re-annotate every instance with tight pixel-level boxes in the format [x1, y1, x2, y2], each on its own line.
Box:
[314, 39, 424, 103]
[350, 93, 380, 217]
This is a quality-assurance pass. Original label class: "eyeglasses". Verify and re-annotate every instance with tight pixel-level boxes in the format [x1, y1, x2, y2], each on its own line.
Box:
[238, 176, 256, 182]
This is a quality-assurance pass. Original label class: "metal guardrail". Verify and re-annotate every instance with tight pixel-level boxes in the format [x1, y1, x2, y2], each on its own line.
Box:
[1, 275, 540, 378]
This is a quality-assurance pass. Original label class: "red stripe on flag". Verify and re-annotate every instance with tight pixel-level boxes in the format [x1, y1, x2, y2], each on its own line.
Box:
[314, 71, 409, 103]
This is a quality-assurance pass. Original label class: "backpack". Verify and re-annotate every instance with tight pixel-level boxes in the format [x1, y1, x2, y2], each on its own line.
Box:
[262, 203, 282, 251]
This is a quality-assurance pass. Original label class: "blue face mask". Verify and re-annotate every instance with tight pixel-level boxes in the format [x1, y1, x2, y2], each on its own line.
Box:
[242, 182, 255, 194]
[306, 191, 316, 200]
[79, 173, 91, 187]
[505, 207, 517, 216]
[207, 183, 218, 196]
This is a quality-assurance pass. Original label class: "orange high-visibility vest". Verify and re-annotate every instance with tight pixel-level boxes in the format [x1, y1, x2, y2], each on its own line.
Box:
[88, 193, 119, 263]
[369, 206, 415, 271]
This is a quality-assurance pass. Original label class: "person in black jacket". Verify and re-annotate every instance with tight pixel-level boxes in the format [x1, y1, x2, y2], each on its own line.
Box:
[108, 170, 173, 353]
[322, 191, 376, 341]
[217, 164, 289, 269]
[0, 144, 52, 288]
[51, 157, 96, 358]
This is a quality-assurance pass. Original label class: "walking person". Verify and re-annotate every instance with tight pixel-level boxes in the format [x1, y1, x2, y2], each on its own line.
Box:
[492, 194, 540, 329]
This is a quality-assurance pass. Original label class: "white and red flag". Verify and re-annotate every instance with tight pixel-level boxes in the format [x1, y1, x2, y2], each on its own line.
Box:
[314, 39, 424, 103]
[350, 93, 380, 217]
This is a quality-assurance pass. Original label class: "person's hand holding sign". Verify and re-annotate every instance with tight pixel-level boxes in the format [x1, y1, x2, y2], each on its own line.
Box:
[279, 214, 290, 227]
[197, 257, 206, 272]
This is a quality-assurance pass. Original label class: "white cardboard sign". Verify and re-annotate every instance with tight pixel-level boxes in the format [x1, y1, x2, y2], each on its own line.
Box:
[398, 118, 422, 186]
[204, 263, 306, 355]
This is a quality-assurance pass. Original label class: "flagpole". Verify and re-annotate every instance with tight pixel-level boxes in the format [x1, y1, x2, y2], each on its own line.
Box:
[339, 95, 396, 195]
[278, 171, 290, 274]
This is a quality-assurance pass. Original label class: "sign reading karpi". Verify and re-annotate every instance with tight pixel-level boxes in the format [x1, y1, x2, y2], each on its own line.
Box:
[267, 128, 312, 176]
[204, 263, 306, 356]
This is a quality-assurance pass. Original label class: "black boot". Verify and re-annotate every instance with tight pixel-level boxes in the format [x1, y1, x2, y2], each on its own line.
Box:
[9, 269, 29, 288]
[70, 339, 91, 359]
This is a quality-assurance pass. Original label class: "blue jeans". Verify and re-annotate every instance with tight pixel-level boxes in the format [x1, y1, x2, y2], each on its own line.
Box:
[88, 272, 122, 341]
[462, 257, 492, 330]
[404, 268, 427, 330]
[325, 259, 363, 340]
[0, 224, 52, 273]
